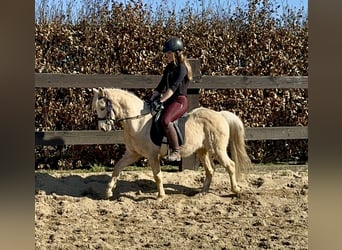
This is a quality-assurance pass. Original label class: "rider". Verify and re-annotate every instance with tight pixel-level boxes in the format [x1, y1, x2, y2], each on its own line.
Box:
[149, 37, 193, 161]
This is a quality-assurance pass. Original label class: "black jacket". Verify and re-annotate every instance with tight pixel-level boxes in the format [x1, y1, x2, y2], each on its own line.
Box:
[155, 62, 189, 104]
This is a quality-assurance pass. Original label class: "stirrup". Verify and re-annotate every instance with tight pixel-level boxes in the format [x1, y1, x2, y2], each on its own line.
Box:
[166, 150, 181, 161]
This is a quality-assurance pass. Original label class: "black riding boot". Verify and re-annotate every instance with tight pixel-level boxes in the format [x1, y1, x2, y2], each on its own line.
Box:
[164, 123, 181, 161]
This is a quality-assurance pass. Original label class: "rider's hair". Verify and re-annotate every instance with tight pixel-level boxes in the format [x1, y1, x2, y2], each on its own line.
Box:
[174, 51, 193, 81]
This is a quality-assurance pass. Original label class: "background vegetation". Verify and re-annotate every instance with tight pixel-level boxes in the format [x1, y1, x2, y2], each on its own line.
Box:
[35, 0, 308, 170]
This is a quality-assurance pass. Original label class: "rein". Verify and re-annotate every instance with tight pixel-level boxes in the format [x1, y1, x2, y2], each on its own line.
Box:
[98, 97, 151, 124]
[116, 112, 152, 122]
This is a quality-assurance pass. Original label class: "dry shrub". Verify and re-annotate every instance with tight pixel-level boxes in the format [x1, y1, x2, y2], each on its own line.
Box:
[35, 0, 308, 169]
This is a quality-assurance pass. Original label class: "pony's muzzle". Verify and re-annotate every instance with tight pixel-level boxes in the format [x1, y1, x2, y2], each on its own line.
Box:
[98, 121, 111, 132]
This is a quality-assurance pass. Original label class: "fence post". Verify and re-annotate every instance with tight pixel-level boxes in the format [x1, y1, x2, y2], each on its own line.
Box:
[181, 58, 201, 171]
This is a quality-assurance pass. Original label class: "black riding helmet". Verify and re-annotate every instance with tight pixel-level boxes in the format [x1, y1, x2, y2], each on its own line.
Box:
[163, 37, 184, 53]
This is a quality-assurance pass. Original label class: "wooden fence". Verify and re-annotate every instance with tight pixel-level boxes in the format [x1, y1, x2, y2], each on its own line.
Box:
[35, 59, 308, 169]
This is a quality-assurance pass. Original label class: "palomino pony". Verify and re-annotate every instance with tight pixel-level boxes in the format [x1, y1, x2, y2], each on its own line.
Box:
[92, 88, 251, 200]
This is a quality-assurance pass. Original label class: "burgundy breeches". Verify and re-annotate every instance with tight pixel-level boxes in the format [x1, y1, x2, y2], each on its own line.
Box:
[161, 95, 188, 129]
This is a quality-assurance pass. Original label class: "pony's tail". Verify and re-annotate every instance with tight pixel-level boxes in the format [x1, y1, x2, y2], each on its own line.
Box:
[220, 111, 252, 180]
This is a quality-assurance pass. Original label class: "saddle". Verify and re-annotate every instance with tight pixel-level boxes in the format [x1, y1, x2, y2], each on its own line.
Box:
[150, 111, 188, 147]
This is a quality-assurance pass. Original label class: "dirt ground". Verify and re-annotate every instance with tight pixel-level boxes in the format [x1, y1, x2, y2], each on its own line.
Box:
[35, 164, 308, 249]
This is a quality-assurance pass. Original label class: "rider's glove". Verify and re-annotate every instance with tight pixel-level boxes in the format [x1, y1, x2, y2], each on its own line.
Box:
[152, 100, 164, 112]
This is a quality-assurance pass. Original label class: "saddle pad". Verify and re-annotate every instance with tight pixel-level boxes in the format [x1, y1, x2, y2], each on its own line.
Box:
[150, 114, 188, 146]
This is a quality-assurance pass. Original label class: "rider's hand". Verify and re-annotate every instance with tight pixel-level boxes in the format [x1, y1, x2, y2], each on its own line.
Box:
[152, 100, 164, 112]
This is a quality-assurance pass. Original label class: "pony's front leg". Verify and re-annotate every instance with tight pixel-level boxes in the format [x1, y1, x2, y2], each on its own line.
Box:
[105, 151, 140, 199]
[149, 155, 165, 200]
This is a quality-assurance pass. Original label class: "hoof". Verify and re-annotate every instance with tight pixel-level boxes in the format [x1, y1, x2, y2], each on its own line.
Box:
[156, 195, 166, 202]
[232, 185, 241, 194]
[105, 189, 113, 199]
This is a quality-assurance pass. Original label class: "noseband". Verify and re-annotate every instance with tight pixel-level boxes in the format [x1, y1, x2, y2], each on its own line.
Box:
[97, 97, 115, 126]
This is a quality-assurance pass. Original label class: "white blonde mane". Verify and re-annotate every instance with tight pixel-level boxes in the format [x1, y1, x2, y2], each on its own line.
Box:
[104, 88, 146, 119]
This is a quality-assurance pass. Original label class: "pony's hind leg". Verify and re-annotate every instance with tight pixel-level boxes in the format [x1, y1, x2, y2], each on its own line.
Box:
[148, 154, 165, 200]
[105, 151, 141, 199]
[216, 150, 241, 194]
[197, 149, 215, 193]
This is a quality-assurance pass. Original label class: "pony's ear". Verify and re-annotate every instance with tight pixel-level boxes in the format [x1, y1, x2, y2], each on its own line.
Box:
[92, 88, 99, 111]
[98, 87, 105, 98]
[92, 88, 99, 95]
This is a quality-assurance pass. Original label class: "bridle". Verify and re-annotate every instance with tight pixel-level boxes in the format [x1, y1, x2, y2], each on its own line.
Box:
[97, 96, 152, 126]
[97, 97, 115, 126]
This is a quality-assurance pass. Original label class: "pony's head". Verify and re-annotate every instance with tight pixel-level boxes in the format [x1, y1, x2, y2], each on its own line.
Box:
[92, 88, 115, 132]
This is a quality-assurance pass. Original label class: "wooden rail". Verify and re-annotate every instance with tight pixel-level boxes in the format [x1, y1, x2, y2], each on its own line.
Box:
[35, 73, 308, 89]
[35, 127, 308, 145]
